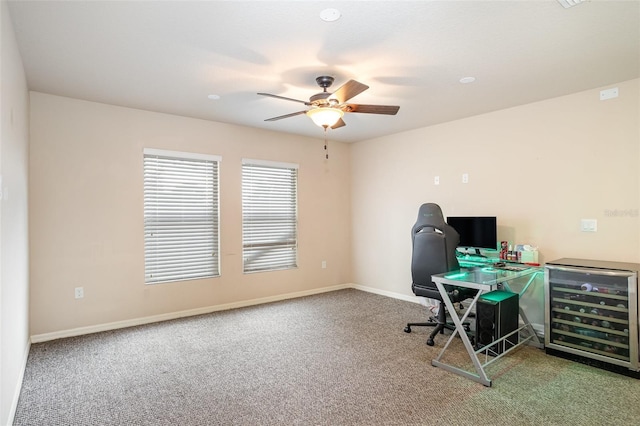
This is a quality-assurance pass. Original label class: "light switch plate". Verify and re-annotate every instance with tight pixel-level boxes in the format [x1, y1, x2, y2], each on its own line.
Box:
[75, 287, 84, 299]
[580, 219, 597, 232]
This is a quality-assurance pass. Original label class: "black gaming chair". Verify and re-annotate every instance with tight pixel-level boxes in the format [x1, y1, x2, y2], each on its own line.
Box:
[403, 203, 476, 346]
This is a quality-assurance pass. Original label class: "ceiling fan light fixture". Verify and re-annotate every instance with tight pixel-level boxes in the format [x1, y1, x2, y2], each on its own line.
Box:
[306, 107, 344, 128]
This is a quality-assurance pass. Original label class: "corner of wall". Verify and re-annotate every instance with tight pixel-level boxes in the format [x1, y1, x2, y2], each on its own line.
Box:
[1, 1, 31, 424]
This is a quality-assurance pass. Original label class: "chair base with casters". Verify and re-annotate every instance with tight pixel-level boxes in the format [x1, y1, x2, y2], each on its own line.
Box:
[404, 300, 471, 346]
[405, 281, 476, 346]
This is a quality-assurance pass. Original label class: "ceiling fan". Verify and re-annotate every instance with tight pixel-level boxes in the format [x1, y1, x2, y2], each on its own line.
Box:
[258, 76, 400, 129]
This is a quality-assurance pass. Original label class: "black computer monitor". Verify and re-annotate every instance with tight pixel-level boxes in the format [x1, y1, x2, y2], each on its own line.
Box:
[446, 216, 497, 255]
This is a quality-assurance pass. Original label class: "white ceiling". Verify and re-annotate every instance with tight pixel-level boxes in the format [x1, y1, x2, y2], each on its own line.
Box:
[7, 0, 640, 143]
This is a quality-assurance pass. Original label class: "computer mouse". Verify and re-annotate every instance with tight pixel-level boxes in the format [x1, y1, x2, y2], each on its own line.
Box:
[495, 262, 506, 267]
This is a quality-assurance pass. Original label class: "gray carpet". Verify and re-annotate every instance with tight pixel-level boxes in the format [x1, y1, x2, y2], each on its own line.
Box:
[14, 289, 640, 425]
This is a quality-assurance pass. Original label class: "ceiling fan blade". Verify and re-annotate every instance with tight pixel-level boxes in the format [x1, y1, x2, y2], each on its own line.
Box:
[264, 110, 307, 121]
[331, 80, 369, 104]
[344, 104, 400, 115]
[331, 118, 346, 129]
[258, 93, 310, 105]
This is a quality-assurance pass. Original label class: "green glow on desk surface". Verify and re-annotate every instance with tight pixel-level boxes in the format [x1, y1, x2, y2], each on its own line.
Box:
[444, 272, 468, 280]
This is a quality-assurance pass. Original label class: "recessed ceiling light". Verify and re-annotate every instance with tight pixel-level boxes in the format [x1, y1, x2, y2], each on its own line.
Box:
[207, 94, 221, 100]
[459, 77, 476, 84]
[320, 8, 341, 22]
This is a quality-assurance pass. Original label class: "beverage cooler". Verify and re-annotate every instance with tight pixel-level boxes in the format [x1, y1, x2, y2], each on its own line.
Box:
[545, 258, 640, 376]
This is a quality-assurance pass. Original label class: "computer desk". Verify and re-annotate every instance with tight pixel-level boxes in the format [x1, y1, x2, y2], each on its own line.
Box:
[430, 266, 543, 386]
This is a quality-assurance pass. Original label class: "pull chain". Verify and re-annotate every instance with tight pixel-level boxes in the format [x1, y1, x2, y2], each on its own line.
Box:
[323, 126, 329, 160]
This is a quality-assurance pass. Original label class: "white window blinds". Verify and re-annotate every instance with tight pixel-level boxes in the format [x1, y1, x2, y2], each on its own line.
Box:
[144, 149, 220, 284]
[242, 159, 298, 273]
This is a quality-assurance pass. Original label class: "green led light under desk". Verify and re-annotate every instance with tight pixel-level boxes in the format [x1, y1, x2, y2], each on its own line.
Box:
[479, 290, 519, 303]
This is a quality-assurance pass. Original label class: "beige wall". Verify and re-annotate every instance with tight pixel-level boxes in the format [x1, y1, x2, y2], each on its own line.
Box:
[351, 79, 640, 302]
[25, 78, 640, 340]
[1, 1, 31, 424]
[29, 92, 352, 336]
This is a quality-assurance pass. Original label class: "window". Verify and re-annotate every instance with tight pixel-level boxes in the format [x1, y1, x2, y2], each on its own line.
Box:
[242, 159, 298, 273]
[143, 148, 220, 284]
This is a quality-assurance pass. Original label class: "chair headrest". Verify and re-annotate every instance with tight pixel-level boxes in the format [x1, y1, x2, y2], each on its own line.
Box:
[413, 203, 446, 231]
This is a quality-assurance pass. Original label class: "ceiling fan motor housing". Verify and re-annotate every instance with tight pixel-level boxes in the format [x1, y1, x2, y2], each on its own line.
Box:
[310, 76, 336, 106]
[309, 92, 332, 105]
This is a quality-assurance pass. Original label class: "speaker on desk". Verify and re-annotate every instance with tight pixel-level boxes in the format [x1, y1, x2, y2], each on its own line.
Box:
[476, 290, 519, 355]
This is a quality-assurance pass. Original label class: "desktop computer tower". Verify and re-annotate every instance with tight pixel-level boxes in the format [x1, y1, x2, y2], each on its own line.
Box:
[475, 291, 519, 355]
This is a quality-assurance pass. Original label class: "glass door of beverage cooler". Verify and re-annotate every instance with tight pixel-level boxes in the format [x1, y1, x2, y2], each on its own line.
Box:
[545, 265, 638, 371]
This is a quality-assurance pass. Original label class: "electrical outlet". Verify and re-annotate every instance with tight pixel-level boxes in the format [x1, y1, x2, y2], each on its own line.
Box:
[321, 260, 327, 269]
[434, 176, 440, 185]
[75, 287, 84, 299]
[462, 173, 469, 184]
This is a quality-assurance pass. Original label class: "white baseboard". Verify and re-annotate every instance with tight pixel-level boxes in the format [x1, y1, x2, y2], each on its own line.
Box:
[7, 339, 31, 426]
[30, 283, 352, 343]
[30, 283, 545, 343]
[350, 283, 421, 304]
